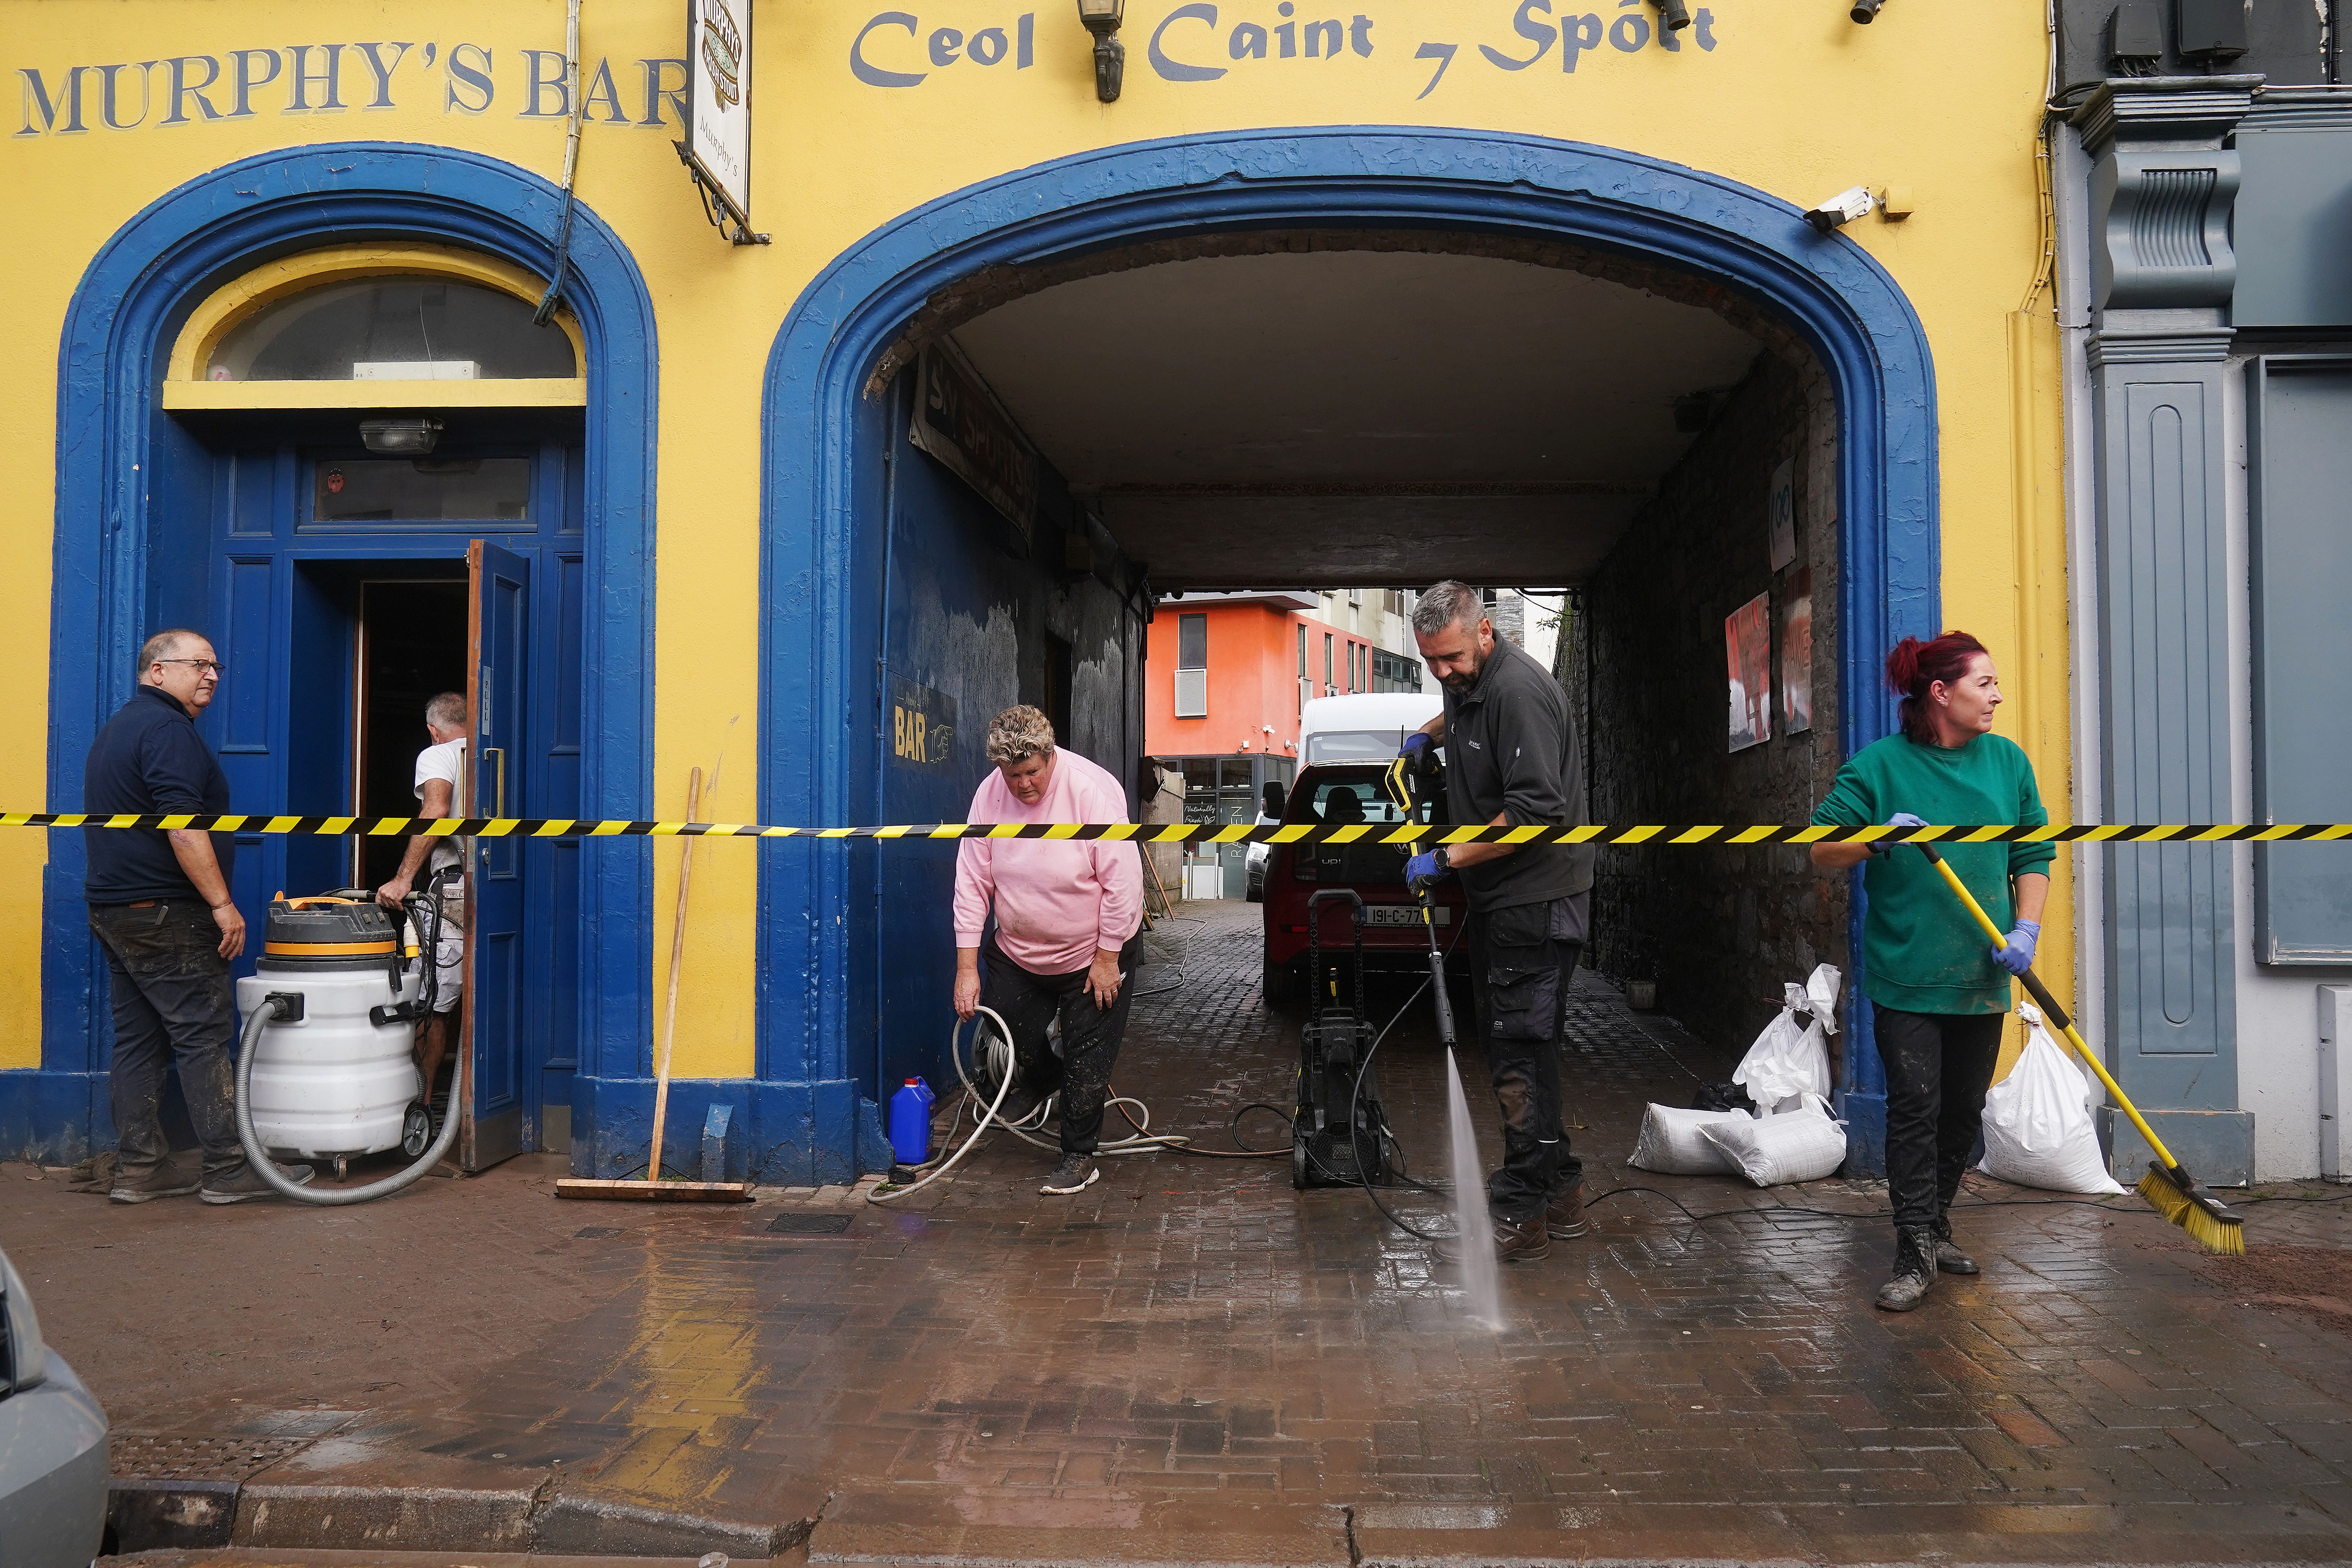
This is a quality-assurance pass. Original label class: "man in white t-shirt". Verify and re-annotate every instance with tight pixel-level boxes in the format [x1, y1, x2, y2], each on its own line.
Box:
[376, 692, 468, 1110]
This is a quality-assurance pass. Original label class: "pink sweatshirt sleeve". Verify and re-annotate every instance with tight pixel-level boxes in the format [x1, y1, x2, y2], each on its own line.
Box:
[1085, 772, 1143, 951]
[952, 776, 996, 948]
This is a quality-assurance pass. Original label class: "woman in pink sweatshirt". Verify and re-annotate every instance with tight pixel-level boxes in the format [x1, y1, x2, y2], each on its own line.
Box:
[951, 705, 1144, 1194]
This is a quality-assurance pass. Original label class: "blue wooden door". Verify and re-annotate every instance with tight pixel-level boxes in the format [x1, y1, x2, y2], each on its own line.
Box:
[462, 539, 530, 1170]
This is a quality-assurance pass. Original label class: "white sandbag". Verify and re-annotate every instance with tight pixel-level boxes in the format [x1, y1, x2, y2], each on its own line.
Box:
[1733, 990, 1832, 1115]
[1698, 1093, 1849, 1186]
[1804, 963, 1843, 1029]
[1977, 1004, 2124, 1195]
[1628, 1102, 1748, 1176]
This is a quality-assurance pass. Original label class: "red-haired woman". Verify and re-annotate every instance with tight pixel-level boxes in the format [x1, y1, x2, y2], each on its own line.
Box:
[1810, 632, 2052, 1311]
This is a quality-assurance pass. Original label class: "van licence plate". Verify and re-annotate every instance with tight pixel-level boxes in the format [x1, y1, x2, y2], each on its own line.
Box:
[1364, 905, 1449, 927]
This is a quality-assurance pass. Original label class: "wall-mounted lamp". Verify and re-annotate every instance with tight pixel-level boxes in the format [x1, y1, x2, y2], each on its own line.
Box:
[1077, 0, 1126, 102]
[1653, 0, 1692, 30]
[360, 417, 443, 455]
[1849, 0, 1887, 20]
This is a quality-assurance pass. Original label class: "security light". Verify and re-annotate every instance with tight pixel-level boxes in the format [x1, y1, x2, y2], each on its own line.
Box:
[359, 418, 444, 456]
[1850, 0, 1886, 20]
[1654, 0, 1691, 29]
[1076, 0, 1126, 102]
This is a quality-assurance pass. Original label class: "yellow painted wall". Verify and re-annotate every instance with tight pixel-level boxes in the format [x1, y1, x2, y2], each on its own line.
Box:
[0, 0, 2070, 1076]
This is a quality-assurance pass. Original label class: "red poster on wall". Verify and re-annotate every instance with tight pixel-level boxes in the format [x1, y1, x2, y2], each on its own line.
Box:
[1726, 591, 1771, 753]
[1781, 568, 1813, 736]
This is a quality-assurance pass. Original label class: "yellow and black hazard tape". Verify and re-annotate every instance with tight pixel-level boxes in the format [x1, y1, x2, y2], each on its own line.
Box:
[7, 812, 2352, 846]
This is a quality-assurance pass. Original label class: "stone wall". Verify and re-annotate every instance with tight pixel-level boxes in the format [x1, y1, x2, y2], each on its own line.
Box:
[1569, 347, 1848, 1058]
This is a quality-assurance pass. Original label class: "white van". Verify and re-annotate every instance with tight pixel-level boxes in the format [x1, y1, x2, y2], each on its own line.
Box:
[1298, 691, 1443, 766]
[1247, 691, 1444, 898]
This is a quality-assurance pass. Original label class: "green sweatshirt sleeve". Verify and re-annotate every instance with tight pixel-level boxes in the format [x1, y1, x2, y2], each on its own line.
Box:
[2008, 745, 2057, 879]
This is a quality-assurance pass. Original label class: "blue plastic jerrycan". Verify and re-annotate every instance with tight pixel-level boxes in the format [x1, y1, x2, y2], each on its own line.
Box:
[889, 1077, 936, 1166]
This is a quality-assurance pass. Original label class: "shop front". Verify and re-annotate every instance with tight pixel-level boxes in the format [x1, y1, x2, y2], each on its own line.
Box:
[1, 2, 2068, 1182]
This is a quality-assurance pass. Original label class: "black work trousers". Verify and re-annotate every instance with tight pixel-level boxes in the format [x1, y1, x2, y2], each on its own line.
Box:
[1873, 1004, 2006, 1233]
[1467, 899, 1584, 1222]
[89, 900, 249, 1180]
[981, 931, 1142, 1157]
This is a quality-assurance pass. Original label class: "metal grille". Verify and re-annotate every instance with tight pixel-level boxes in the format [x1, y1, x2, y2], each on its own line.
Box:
[111, 1433, 307, 1481]
[1173, 668, 1208, 718]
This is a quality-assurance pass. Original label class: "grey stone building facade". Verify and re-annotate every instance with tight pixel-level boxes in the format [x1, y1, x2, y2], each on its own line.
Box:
[2055, 2, 2352, 1182]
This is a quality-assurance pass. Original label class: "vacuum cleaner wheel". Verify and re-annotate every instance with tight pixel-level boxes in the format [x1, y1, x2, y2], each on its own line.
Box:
[401, 1102, 433, 1159]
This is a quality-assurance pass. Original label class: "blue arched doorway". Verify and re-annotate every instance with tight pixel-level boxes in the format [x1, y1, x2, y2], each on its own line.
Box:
[13, 144, 657, 1165]
[755, 127, 1942, 1179]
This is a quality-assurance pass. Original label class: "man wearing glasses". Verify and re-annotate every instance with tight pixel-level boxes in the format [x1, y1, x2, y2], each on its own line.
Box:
[83, 630, 313, 1205]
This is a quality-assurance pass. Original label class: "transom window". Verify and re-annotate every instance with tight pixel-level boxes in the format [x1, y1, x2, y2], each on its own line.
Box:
[209, 277, 576, 383]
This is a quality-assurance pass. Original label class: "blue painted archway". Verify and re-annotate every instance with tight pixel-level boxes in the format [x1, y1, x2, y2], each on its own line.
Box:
[757, 127, 1941, 1176]
[9, 143, 656, 1162]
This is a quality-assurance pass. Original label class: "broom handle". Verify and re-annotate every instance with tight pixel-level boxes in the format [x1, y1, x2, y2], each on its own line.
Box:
[1915, 842, 2183, 1171]
[647, 766, 702, 1181]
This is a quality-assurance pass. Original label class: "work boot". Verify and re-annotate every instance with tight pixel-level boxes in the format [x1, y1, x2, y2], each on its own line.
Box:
[108, 1162, 199, 1204]
[1545, 1182, 1588, 1240]
[199, 1159, 318, 1205]
[1931, 1215, 1979, 1276]
[1874, 1227, 1937, 1312]
[1494, 1211, 1550, 1264]
[1041, 1154, 1098, 1195]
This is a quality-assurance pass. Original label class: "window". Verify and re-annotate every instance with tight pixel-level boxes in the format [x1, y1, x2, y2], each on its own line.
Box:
[311, 456, 531, 524]
[1322, 632, 1335, 696]
[1373, 648, 1423, 693]
[1174, 613, 1208, 718]
[1348, 588, 1363, 607]
[162, 245, 587, 414]
[209, 276, 578, 382]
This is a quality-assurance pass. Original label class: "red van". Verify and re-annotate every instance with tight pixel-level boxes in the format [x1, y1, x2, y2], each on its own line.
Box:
[1261, 762, 1470, 1008]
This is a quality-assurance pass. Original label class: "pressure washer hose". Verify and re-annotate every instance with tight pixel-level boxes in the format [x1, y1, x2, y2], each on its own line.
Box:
[868, 1000, 1286, 1204]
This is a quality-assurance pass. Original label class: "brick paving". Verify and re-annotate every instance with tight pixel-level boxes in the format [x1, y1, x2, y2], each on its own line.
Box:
[10, 898, 2352, 1563]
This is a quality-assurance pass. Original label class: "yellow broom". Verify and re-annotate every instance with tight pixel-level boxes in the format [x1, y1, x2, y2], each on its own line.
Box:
[1915, 842, 2243, 1255]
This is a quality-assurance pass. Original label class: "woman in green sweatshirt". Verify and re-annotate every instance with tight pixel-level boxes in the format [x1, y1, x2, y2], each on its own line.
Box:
[1811, 631, 2052, 1313]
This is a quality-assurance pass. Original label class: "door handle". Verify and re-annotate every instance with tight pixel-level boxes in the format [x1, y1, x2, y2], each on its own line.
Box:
[480, 746, 507, 818]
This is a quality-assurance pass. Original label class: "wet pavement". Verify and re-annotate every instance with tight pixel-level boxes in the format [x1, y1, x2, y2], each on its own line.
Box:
[12, 899, 2352, 1565]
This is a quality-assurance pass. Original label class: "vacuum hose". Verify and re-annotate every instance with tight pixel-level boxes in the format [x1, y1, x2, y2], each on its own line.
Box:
[232, 882, 465, 1205]
[233, 997, 463, 1204]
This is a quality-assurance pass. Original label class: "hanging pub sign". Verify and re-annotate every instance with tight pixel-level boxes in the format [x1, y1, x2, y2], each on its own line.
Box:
[910, 342, 1041, 546]
[678, 0, 766, 244]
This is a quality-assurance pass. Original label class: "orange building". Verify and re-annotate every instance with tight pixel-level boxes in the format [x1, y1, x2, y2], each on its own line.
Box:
[1146, 590, 1423, 897]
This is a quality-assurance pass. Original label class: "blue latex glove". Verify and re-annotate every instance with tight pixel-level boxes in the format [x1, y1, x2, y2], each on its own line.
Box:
[1871, 811, 1928, 856]
[1404, 849, 1449, 896]
[1992, 919, 2041, 976]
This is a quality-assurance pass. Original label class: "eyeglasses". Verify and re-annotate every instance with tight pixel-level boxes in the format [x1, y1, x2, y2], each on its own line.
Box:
[154, 659, 225, 675]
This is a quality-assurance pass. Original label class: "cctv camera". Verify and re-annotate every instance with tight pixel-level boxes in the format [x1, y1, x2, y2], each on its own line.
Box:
[1804, 186, 1877, 233]
[1850, 0, 1887, 19]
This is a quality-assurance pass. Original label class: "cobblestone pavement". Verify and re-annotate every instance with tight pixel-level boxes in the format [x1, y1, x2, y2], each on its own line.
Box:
[11, 898, 2352, 1565]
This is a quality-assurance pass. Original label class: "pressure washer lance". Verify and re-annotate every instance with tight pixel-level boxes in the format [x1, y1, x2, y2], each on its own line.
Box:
[232, 873, 465, 1205]
[1388, 754, 1460, 1052]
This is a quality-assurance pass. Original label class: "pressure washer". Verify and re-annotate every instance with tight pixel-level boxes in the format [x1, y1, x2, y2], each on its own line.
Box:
[230, 872, 465, 1205]
[1292, 889, 1397, 1189]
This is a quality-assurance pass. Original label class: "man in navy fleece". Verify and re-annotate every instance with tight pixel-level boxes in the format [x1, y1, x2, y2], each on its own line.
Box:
[83, 629, 313, 1206]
